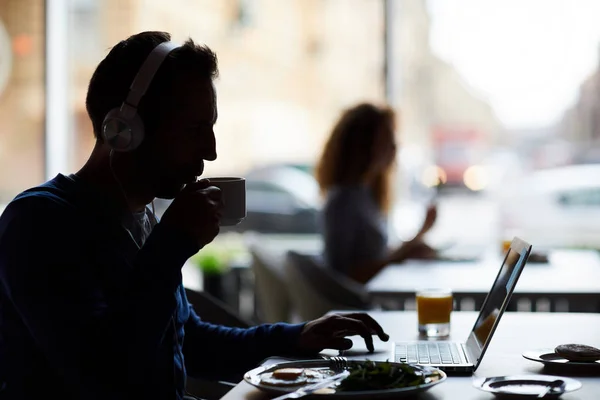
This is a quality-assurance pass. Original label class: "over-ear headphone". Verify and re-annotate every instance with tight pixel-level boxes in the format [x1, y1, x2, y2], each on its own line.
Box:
[101, 41, 180, 152]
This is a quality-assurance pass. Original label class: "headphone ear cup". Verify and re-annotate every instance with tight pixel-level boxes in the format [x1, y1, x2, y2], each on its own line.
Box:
[101, 108, 145, 152]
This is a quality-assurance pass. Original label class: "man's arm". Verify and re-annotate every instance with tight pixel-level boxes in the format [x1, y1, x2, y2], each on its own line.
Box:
[182, 306, 305, 380]
[0, 198, 198, 398]
[183, 308, 391, 382]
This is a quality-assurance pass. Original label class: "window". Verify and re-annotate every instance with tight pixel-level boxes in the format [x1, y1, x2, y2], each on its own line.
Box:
[61, 0, 384, 178]
[5, 0, 600, 248]
[0, 1, 45, 204]
[246, 182, 297, 214]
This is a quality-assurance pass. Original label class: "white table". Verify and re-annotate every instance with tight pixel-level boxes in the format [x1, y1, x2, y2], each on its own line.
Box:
[221, 311, 600, 399]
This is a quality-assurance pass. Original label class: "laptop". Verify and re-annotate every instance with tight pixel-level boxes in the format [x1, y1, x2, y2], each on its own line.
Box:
[392, 237, 532, 374]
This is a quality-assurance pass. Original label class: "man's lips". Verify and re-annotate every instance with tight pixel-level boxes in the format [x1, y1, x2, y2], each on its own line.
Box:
[182, 162, 205, 183]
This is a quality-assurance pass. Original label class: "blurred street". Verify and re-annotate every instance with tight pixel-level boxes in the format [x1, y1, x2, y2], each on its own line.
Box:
[429, 192, 500, 247]
[392, 191, 500, 250]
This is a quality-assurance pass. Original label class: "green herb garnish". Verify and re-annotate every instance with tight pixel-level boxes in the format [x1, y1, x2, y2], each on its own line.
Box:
[337, 361, 431, 392]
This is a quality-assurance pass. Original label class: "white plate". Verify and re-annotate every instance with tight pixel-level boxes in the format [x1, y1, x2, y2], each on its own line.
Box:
[243, 359, 446, 399]
[523, 348, 600, 369]
[473, 374, 581, 398]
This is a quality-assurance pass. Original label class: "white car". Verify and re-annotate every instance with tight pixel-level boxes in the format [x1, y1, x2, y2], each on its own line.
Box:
[496, 164, 600, 249]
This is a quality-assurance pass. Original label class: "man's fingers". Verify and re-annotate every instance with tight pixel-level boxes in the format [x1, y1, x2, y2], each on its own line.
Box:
[329, 316, 374, 352]
[184, 181, 222, 202]
[203, 186, 222, 202]
[325, 338, 353, 351]
[179, 182, 222, 211]
[341, 313, 389, 342]
[182, 179, 212, 192]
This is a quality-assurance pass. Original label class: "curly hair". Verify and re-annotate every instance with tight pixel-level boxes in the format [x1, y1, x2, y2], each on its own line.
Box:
[315, 103, 397, 214]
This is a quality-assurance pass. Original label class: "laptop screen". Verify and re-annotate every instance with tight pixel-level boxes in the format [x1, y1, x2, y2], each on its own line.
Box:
[464, 237, 532, 368]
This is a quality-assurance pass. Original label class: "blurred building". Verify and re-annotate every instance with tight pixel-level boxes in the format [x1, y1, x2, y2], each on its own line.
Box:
[72, 0, 504, 174]
[0, 1, 45, 200]
[391, 0, 504, 189]
[558, 45, 600, 163]
[66, 0, 387, 174]
[393, 0, 504, 147]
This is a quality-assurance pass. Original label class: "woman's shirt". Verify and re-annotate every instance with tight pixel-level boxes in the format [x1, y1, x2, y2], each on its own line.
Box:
[320, 185, 388, 277]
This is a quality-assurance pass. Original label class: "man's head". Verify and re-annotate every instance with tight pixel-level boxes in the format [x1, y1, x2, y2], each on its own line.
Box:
[85, 31, 219, 199]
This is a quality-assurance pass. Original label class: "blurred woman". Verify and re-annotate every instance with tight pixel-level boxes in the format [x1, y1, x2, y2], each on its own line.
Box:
[315, 103, 437, 284]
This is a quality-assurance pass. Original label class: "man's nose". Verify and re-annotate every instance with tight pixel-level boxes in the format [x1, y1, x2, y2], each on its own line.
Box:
[203, 148, 217, 161]
[203, 133, 217, 161]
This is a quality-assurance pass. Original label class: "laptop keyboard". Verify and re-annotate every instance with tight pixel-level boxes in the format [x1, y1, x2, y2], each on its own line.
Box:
[395, 342, 463, 364]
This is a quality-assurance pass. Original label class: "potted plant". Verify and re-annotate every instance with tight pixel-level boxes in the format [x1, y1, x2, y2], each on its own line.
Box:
[191, 232, 247, 302]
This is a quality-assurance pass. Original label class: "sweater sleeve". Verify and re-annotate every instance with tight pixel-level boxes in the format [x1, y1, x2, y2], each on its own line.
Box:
[182, 306, 306, 380]
[0, 198, 199, 399]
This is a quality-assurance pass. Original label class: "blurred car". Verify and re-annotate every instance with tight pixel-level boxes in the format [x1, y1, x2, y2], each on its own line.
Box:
[497, 164, 600, 249]
[428, 125, 488, 192]
[227, 163, 321, 234]
[152, 163, 321, 235]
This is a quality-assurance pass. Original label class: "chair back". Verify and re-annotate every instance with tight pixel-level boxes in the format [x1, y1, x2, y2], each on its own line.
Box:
[247, 240, 292, 323]
[285, 250, 370, 320]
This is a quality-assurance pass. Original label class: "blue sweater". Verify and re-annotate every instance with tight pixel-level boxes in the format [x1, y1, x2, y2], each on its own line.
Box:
[0, 174, 304, 399]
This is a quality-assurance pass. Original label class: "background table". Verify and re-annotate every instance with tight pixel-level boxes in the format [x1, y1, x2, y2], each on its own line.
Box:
[367, 249, 600, 312]
[222, 311, 600, 399]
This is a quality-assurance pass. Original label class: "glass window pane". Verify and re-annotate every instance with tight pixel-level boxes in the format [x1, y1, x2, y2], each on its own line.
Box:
[422, 0, 600, 250]
[65, 0, 384, 176]
[0, 1, 45, 206]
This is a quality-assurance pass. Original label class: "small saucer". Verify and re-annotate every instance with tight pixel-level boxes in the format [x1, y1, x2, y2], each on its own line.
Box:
[473, 375, 581, 398]
[523, 348, 600, 368]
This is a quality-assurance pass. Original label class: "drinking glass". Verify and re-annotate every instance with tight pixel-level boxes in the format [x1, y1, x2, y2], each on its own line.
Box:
[416, 288, 453, 338]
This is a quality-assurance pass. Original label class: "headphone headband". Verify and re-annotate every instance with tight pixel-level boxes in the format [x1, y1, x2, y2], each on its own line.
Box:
[102, 40, 180, 152]
[124, 41, 180, 110]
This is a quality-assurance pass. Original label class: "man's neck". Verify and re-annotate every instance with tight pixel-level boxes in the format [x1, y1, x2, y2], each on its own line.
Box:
[76, 144, 151, 212]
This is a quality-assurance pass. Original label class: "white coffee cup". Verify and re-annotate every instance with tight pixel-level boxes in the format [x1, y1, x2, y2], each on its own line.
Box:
[207, 177, 246, 226]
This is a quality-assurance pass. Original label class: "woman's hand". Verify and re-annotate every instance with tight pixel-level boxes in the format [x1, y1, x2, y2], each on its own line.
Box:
[388, 237, 438, 263]
[415, 204, 437, 239]
[404, 238, 438, 260]
[385, 203, 439, 265]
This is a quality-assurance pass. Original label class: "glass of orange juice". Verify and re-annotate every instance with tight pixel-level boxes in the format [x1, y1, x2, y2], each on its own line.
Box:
[416, 288, 453, 338]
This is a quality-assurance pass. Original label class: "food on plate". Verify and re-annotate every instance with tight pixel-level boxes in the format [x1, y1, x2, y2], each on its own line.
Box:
[272, 368, 304, 380]
[555, 344, 600, 362]
[337, 361, 438, 391]
[259, 373, 307, 387]
[259, 367, 330, 387]
[257, 361, 442, 391]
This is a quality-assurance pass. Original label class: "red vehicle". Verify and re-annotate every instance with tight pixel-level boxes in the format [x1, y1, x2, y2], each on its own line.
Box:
[431, 125, 488, 189]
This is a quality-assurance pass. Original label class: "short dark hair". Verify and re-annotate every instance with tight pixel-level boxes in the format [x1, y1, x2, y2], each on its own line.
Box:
[85, 31, 218, 139]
